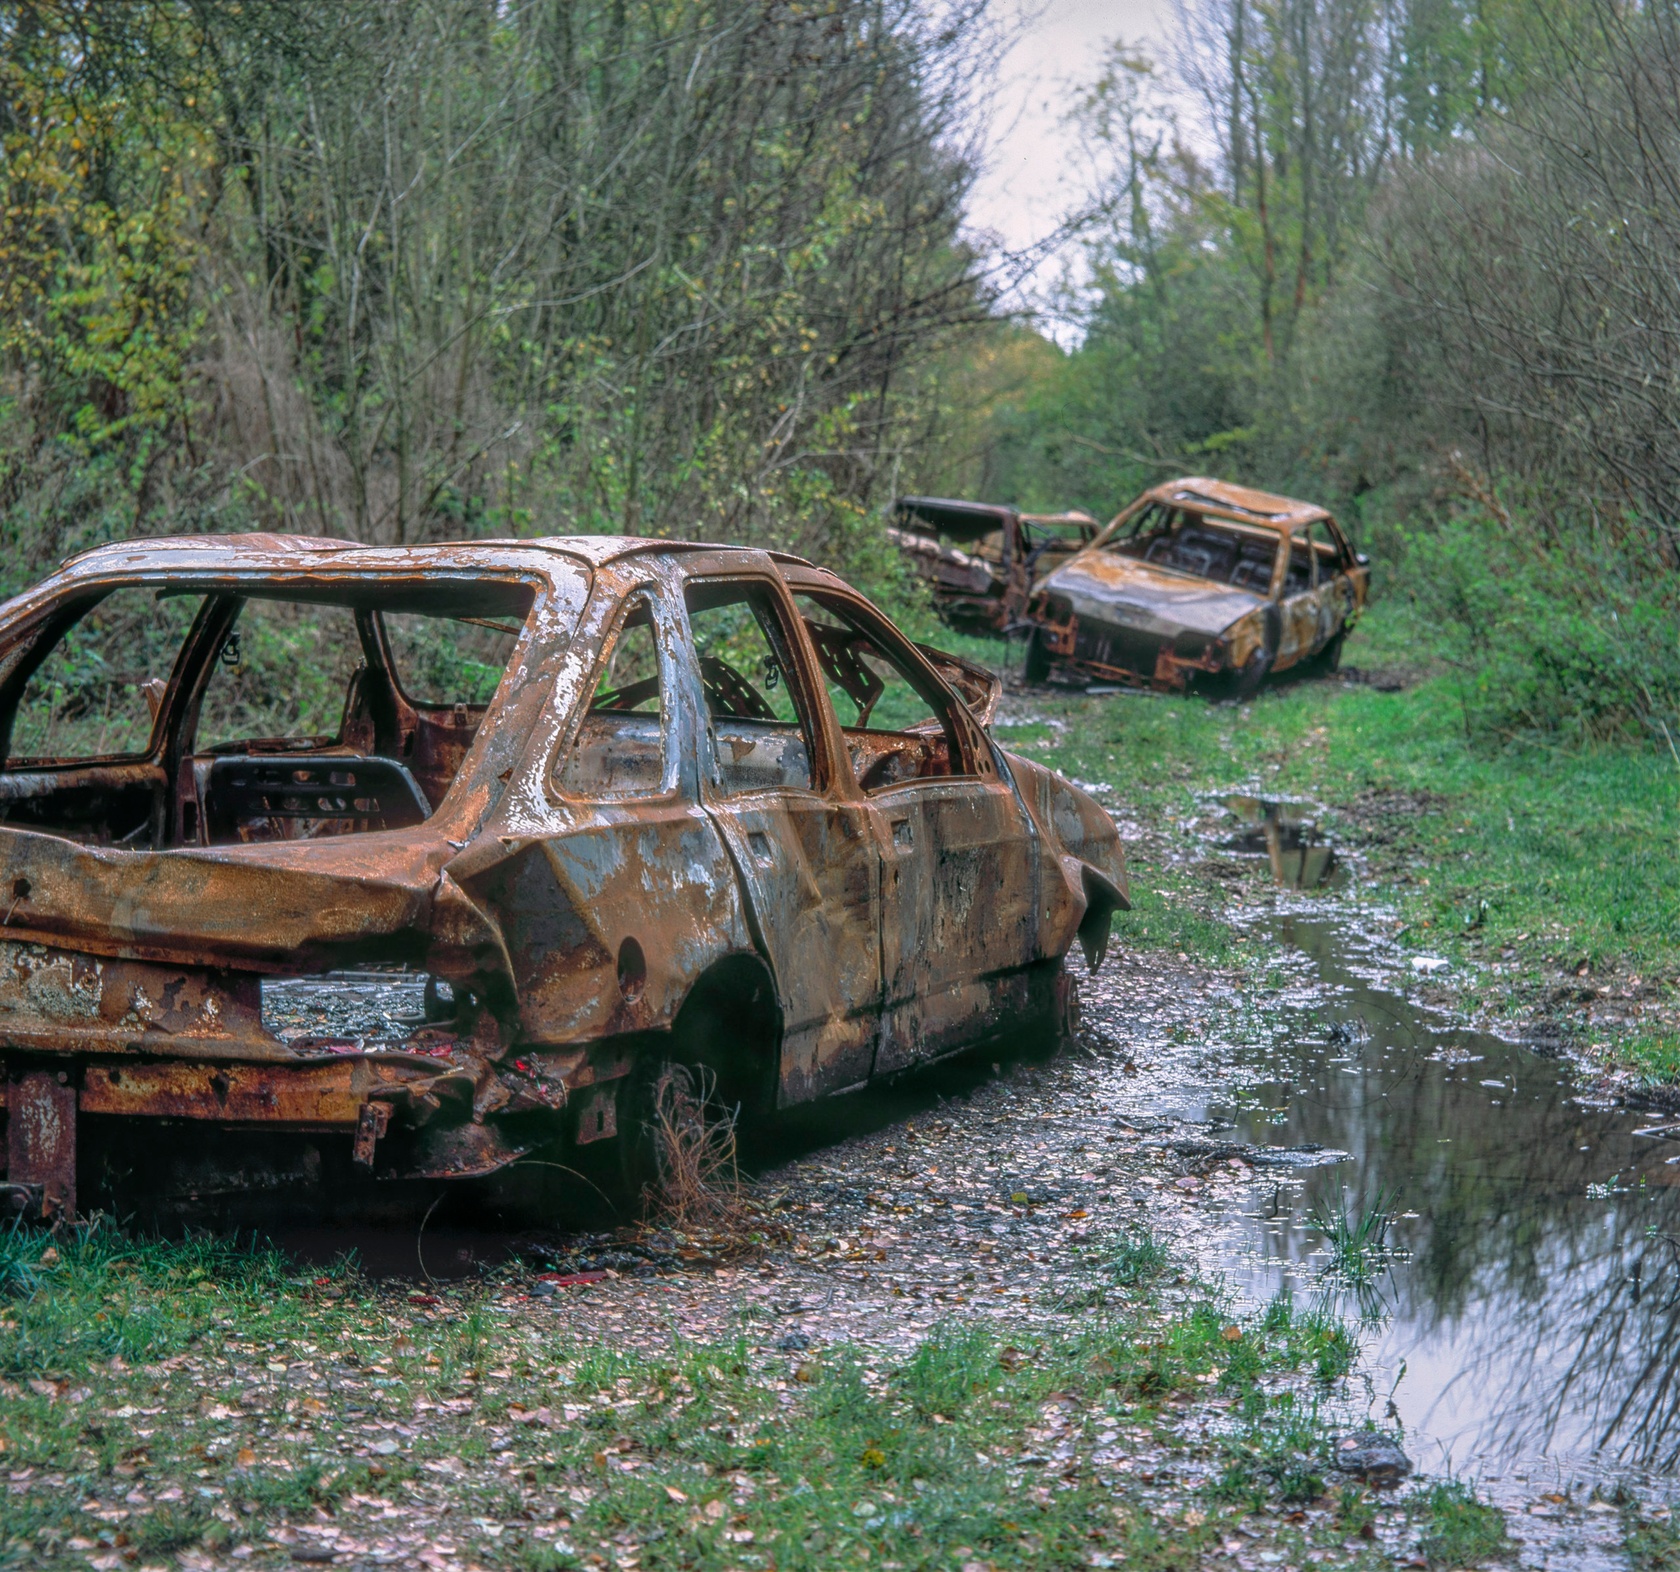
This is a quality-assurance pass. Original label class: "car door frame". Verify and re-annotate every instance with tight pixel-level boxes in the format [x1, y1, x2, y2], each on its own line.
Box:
[675, 560, 886, 1108]
[1271, 526, 1324, 671]
[778, 572, 1044, 1077]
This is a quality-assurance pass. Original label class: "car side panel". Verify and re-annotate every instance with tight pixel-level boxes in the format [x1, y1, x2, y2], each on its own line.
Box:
[463, 809, 753, 1047]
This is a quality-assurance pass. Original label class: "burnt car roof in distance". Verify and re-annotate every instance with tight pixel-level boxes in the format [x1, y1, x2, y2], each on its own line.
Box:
[894, 496, 1016, 539]
[1137, 477, 1331, 533]
[894, 496, 1099, 542]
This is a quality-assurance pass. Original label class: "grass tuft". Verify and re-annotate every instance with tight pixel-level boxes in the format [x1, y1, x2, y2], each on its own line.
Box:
[1417, 1479, 1511, 1567]
[1625, 1508, 1680, 1572]
[1308, 1190, 1399, 1284]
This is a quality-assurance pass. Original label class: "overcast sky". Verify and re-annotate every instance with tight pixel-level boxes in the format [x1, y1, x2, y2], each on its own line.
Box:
[968, 0, 1180, 316]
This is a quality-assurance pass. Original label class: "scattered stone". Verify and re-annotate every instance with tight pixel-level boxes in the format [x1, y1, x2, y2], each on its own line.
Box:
[1331, 1430, 1412, 1487]
[777, 1331, 812, 1352]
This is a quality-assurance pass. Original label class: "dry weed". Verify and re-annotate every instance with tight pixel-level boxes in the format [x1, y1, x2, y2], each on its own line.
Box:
[647, 1064, 743, 1227]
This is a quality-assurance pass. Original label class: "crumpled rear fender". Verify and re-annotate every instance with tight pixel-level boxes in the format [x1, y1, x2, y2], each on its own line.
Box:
[1003, 755, 1128, 971]
[433, 814, 756, 1049]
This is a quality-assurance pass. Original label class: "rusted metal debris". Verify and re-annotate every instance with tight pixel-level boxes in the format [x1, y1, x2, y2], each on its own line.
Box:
[1014, 478, 1371, 695]
[890, 497, 1100, 631]
[0, 534, 1126, 1222]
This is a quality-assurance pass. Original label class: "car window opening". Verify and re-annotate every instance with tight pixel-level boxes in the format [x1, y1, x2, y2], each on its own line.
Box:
[793, 593, 961, 792]
[556, 595, 669, 801]
[685, 580, 815, 795]
[1103, 504, 1280, 594]
[0, 578, 536, 849]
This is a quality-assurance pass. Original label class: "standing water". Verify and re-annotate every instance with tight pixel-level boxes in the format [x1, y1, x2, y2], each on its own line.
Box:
[1125, 799, 1679, 1530]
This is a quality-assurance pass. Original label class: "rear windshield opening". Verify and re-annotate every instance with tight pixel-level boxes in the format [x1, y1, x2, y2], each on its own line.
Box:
[0, 577, 536, 849]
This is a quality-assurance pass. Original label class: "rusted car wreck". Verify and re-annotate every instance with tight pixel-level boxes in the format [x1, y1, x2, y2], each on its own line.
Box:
[1024, 478, 1370, 695]
[890, 496, 1099, 630]
[0, 535, 1125, 1223]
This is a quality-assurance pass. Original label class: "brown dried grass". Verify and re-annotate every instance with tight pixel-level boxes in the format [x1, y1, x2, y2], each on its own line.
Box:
[646, 1063, 744, 1227]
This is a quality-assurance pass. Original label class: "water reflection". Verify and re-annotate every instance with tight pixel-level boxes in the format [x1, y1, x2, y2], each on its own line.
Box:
[1200, 915, 1680, 1479]
[1220, 796, 1338, 889]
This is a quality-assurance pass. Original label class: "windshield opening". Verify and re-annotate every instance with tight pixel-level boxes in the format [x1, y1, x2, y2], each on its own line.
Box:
[1097, 504, 1281, 594]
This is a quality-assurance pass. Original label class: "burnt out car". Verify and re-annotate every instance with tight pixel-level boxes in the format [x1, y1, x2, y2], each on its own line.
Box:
[1023, 478, 1370, 695]
[0, 535, 1125, 1223]
[890, 496, 1099, 630]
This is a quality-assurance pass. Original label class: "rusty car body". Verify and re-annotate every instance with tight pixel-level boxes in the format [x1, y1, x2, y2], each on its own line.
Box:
[890, 496, 1100, 631]
[1023, 478, 1370, 695]
[0, 534, 1126, 1223]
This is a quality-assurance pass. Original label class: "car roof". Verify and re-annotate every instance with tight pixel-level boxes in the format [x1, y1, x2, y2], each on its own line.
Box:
[52, 533, 815, 576]
[1139, 478, 1331, 534]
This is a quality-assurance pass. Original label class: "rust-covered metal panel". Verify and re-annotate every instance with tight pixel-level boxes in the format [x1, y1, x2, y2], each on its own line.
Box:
[7, 1068, 75, 1220]
[1023, 476, 1371, 693]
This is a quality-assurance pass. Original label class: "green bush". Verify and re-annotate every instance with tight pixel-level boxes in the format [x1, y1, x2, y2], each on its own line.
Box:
[1394, 505, 1680, 747]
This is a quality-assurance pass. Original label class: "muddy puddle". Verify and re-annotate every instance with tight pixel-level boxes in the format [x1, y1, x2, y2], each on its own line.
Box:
[1219, 794, 1339, 889]
[1115, 797, 1680, 1526]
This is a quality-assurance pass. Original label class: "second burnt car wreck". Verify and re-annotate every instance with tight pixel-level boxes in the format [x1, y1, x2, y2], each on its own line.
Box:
[1024, 478, 1370, 695]
[889, 495, 1100, 631]
[0, 535, 1125, 1224]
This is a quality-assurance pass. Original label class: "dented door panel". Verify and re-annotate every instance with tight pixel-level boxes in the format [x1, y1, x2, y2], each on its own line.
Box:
[708, 794, 882, 1101]
[872, 778, 1039, 1074]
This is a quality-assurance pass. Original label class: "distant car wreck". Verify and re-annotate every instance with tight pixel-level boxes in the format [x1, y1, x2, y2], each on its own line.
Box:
[890, 496, 1099, 631]
[1024, 478, 1370, 695]
[0, 535, 1125, 1224]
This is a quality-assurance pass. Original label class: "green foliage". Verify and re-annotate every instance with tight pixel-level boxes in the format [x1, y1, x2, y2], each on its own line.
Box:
[1416, 1480, 1511, 1567]
[0, 0, 988, 606]
[0, 1214, 1383, 1569]
[1396, 505, 1680, 745]
[1625, 1033, 1680, 1086]
[0, 1224, 38, 1299]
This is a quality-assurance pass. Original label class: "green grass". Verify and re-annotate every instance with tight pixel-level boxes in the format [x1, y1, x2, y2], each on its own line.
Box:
[1308, 1192, 1399, 1285]
[962, 599, 1680, 1079]
[1416, 1480, 1511, 1567]
[1624, 1507, 1680, 1572]
[0, 1218, 1444, 1571]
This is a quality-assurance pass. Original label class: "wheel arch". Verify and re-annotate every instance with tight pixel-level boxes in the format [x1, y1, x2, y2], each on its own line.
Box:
[668, 950, 783, 1120]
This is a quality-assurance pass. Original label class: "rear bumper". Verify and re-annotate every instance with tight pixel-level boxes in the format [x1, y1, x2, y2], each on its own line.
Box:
[0, 942, 633, 1221]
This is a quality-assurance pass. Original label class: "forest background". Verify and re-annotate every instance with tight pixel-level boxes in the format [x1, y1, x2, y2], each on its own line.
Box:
[2, 0, 1678, 753]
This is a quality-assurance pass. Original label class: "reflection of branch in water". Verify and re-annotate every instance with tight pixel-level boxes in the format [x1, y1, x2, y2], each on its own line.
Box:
[1433, 1231, 1680, 1469]
[1221, 913, 1680, 1469]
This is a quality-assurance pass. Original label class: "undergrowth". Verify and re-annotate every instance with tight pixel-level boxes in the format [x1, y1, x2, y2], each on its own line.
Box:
[0, 1217, 1463, 1571]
